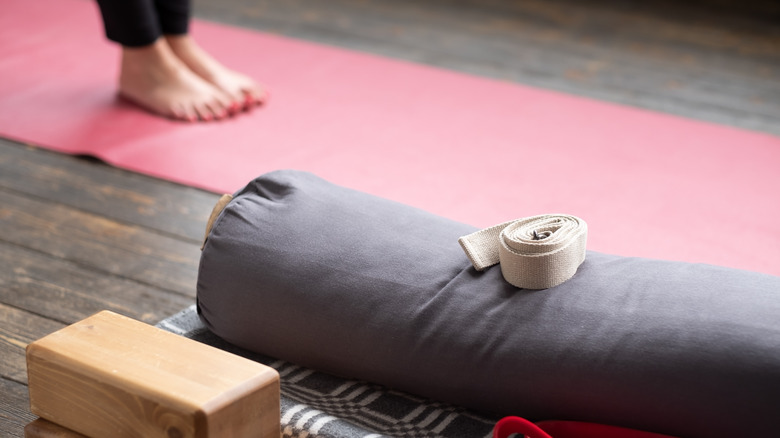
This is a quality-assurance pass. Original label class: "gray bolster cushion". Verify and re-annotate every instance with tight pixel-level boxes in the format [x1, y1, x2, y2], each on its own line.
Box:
[197, 170, 780, 438]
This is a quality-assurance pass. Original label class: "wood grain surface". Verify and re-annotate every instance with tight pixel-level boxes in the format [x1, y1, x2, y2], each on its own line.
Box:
[24, 418, 88, 438]
[27, 311, 280, 438]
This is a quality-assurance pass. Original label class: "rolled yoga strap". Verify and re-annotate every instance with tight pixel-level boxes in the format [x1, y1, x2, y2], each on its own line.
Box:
[458, 214, 587, 289]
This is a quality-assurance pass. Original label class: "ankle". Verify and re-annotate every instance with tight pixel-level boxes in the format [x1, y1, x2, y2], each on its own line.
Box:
[164, 34, 221, 76]
[120, 38, 181, 77]
[164, 34, 198, 57]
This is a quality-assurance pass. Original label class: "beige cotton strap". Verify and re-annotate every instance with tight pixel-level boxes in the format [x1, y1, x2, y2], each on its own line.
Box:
[458, 214, 587, 289]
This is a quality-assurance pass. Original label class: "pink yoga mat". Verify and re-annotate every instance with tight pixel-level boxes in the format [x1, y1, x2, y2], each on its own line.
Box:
[1, 0, 779, 275]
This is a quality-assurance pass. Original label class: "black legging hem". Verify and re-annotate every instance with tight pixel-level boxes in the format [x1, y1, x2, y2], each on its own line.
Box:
[95, 0, 191, 47]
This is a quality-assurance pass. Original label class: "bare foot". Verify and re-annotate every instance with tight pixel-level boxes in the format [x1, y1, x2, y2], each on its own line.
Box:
[166, 34, 267, 111]
[119, 38, 233, 121]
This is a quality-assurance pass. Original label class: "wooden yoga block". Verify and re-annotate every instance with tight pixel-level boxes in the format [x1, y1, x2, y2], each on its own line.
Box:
[26, 310, 280, 438]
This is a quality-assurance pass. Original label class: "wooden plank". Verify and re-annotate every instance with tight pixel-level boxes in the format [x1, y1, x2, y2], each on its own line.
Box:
[27, 311, 280, 438]
[0, 242, 194, 325]
[0, 377, 37, 438]
[0, 140, 221, 243]
[0, 188, 200, 296]
[25, 419, 88, 438]
[0, 303, 64, 384]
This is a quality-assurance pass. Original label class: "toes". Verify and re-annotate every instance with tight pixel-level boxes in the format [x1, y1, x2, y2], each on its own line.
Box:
[229, 85, 264, 112]
[227, 90, 249, 112]
[184, 91, 231, 122]
[243, 85, 267, 108]
[183, 109, 198, 123]
[182, 102, 198, 122]
[194, 102, 215, 122]
[215, 90, 240, 115]
[205, 99, 228, 120]
[211, 91, 235, 118]
[170, 102, 196, 123]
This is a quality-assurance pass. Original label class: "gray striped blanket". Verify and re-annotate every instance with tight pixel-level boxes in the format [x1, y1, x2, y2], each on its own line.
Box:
[157, 305, 498, 438]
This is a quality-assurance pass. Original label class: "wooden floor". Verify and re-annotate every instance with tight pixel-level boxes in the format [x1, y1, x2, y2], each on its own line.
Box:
[196, 0, 780, 135]
[1, 0, 778, 435]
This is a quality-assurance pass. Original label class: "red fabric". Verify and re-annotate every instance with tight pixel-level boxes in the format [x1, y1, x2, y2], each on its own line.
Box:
[2, 0, 779, 275]
[493, 417, 679, 438]
[536, 420, 677, 438]
[494, 416, 553, 438]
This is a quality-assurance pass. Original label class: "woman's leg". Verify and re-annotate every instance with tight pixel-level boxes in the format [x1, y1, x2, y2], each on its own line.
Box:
[153, 0, 266, 109]
[153, 0, 191, 38]
[95, 0, 233, 121]
[96, 0, 162, 47]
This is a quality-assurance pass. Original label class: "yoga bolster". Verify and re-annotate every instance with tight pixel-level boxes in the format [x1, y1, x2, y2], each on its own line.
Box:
[197, 170, 780, 438]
